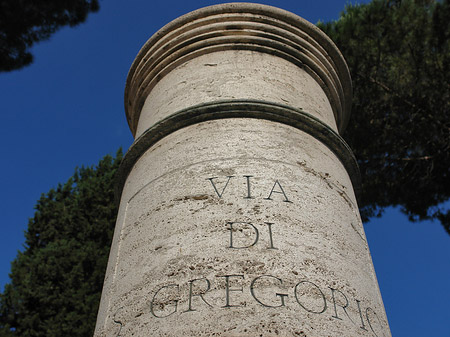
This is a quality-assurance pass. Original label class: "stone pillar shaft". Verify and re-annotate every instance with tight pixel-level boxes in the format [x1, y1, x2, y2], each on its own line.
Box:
[95, 3, 391, 336]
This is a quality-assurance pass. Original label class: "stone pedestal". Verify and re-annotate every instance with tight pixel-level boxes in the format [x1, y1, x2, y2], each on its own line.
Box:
[95, 3, 391, 336]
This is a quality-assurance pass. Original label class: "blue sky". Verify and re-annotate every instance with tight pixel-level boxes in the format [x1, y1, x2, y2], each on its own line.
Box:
[0, 0, 449, 336]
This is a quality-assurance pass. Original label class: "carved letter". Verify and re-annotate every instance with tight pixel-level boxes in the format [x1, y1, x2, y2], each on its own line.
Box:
[264, 180, 292, 202]
[228, 222, 259, 249]
[294, 280, 327, 314]
[329, 287, 355, 323]
[243, 175, 255, 199]
[356, 299, 368, 331]
[207, 176, 234, 198]
[150, 284, 180, 318]
[250, 275, 288, 308]
[112, 307, 124, 337]
[264, 222, 277, 249]
[366, 307, 385, 337]
[219, 274, 244, 307]
[183, 278, 213, 313]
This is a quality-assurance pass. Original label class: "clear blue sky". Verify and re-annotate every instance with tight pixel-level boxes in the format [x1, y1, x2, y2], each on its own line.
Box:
[0, 1, 449, 336]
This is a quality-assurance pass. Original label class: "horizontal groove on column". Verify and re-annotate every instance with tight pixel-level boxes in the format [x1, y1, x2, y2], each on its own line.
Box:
[116, 99, 361, 202]
[125, 3, 352, 136]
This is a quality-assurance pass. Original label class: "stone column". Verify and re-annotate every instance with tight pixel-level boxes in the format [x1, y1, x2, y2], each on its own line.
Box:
[95, 3, 391, 336]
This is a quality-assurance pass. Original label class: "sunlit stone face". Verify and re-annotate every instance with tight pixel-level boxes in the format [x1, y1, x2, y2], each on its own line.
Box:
[94, 3, 391, 337]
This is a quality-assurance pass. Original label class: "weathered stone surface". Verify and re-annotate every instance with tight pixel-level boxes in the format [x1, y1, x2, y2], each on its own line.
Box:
[95, 3, 391, 336]
[135, 51, 338, 138]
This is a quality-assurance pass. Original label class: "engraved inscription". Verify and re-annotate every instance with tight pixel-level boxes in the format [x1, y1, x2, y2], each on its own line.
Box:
[207, 175, 291, 202]
[127, 171, 382, 335]
[219, 274, 245, 308]
[149, 275, 385, 336]
[330, 287, 354, 322]
[227, 221, 277, 249]
[207, 176, 234, 198]
[184, 278, 213, 313]
[150, 284, 179, 318]
[294, 280, 327, 314]
[250, 275, 287, 308]
[264, 180, 292, 202]
[243, 175, 254, 199]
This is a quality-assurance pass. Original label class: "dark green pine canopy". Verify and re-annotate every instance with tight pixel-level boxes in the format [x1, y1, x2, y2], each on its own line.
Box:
[0, 151, 121, 337]
[319, 0, 450, 233]
[0, 0, 99, 72]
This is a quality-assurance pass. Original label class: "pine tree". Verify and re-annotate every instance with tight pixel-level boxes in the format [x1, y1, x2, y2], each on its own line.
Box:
[319, 0, 450, 233]
[0, 150, 122, 337]
[0, 0, 99, 71]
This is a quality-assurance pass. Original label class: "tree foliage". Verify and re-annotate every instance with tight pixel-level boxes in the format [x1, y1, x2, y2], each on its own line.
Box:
[0, 151, 122, 336]
[0, 0, 99, 72]
[319, 0, 450, 233]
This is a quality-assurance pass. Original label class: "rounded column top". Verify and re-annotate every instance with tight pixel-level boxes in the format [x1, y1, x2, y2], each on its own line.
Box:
[125, 2, 352, 136]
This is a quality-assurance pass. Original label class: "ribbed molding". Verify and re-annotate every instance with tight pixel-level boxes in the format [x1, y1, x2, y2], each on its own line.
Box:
[116, 100, 361, 202]
[124, 3, 352, 136]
